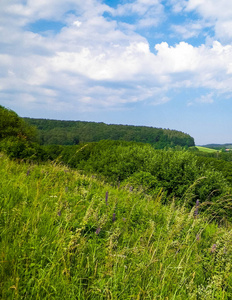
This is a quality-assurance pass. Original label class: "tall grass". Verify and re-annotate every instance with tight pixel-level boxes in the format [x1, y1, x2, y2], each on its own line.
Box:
[1, 153, 232, 299]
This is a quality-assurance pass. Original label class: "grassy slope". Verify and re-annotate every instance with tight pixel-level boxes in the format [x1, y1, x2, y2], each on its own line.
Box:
[1, 154, 232, 299]
[196, 146, 219, 153]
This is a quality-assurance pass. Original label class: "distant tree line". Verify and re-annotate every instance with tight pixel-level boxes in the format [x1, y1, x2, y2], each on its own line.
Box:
[203, 144, 232, 150]
[24, 118, 195, 148]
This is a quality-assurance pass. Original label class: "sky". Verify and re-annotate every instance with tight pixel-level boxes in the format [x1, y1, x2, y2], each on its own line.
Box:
[1, 0, 232, 145]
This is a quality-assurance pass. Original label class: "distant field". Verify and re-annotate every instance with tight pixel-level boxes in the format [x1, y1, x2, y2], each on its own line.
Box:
[196, 146, 219, 153]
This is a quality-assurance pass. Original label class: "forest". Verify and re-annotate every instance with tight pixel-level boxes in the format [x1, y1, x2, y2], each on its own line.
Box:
[1, 104, 232, 299]
[24, 117, 195, 148]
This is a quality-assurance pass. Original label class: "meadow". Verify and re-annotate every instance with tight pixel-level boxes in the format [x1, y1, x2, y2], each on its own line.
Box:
[1, 153, 232, 299]
[195, 146, 219, 153]
[1, 105, 232, 299]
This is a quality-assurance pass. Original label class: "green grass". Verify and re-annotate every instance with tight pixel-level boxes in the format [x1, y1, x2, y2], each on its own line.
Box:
[196, 146, 219, 153]
[1, 153, 232, 299]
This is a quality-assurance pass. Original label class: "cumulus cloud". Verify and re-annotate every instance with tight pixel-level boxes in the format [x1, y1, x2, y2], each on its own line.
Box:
[1, 0, 232, 115]
[185, 0, 232, 42]
[186, 0, 232, 20]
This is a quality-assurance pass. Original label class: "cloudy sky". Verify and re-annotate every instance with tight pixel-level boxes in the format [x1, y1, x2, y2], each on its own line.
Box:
[1, 0, 232, 145]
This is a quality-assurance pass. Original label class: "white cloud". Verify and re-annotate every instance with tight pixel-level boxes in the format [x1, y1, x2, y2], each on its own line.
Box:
[112, 0, 164, 28]
[1, 0, 232, 115]
[154, 42, 199, 73]
[186, 0, 232, 20]
[168, 0, 187, 13]
[196, 93, 214, 104]
[154, 41, 232, 92]
[215, 20, 232, 43]
[171, 20, 209, 39]
[185, 0, 232, 42]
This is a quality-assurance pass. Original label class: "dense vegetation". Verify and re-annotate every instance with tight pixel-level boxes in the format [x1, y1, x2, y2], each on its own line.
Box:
[0, 105, 36, 141]
[24, 117, 195, 148]
[2, 153, 232, 299]
[1, 105, 232, 298]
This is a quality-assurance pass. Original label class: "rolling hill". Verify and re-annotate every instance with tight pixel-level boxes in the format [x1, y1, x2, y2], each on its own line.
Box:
[24, 118, 195, 148]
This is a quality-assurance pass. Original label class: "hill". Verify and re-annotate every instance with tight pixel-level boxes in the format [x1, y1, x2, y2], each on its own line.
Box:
[195, 146, 219, 153]
[24, 118, 195, 148]
[203, 144, 232, 150]
[2, 105, 232, 298]
[1, 153, 232, 299]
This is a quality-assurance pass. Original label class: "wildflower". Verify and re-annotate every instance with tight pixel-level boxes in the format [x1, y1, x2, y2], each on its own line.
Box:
[112, 213, 116, 222]
[105, 191, 109, 205]
[57, 210, 61, 216]
[196, 234, 200, 241]
[26, 169, 30, 176]
[211, 244, 217, 253]
[194, 200, 200, 218]
[95, 227, 101, 235]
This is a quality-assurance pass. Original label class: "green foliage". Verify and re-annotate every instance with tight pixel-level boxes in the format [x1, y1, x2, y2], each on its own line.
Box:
[195, 155, 232, 185]
[0, 105, 42, 161]
[42, 140, 232, 221]
[1, 154, 232, 299]
[1, 105, 232, 223]
[0, 105, 36, 141]
[24, 117, 195, 148]
[0, 137, 46, 161]
[123, 171, 160, 194]
[2, 106, 232, 297]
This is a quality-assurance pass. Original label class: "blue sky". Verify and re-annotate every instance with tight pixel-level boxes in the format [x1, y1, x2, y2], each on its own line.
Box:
[1, 0, 232, 145]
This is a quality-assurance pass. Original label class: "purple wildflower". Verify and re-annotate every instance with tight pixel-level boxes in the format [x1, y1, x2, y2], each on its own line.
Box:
[112, 213, 116, 222]
[194, 200, 200, 218]
[57, 210, 61, 216]
[26, 169, 30, 176]
[211, 244, 217, 253]
[196, 234, 200, 241]
[95, 227, 101, 235]
[105, 191, 109, 205]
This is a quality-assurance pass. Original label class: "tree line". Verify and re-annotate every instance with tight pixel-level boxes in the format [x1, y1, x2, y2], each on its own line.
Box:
[24, 117, 195, 148]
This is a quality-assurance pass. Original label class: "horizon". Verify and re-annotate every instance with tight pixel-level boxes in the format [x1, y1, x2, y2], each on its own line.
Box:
[1, 0, 232, 145]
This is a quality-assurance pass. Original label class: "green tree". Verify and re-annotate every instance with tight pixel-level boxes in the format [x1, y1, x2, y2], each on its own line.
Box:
[0, 105, 36, 141]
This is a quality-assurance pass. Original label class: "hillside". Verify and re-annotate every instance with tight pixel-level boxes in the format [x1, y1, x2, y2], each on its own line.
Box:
[195, 146, 218, 153]
[2, 105, 232, 298]
[203, 144, 232, 150]
[24, 117, 195, 148]
[1, 153, 232, 299]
